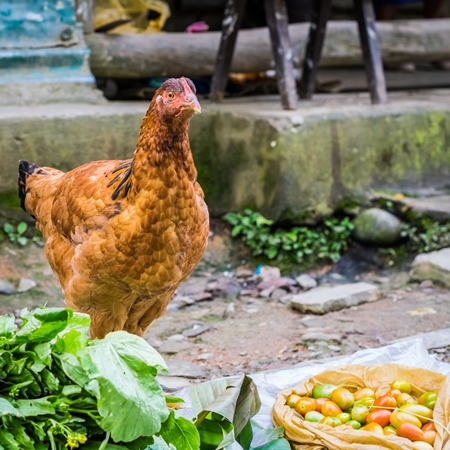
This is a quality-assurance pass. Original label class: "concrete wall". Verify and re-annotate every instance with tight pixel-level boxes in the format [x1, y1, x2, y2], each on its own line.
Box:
[1, 92, 450, 223]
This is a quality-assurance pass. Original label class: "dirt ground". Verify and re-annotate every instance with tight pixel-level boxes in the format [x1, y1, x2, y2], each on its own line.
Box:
[1, 230, 449, 384]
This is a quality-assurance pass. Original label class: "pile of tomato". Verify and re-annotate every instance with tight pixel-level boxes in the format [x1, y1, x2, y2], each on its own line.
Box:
[287, 379, 439, 450]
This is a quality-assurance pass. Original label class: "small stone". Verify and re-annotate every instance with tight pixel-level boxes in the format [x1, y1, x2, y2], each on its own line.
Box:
[301, 332, 342, 341]
[411, 248, 450, 287]
[197, 353, 214, 361]
[0, 280, 16, 295]
[169, 295, 195, 309]
[17, 278, 37, 293]
[259, 286, 275, 298]
[352, 208, 402, 246]
[240, 289, 258, 297]
[167, 334, 186, 341]
[270, 288, 287, 300]
[166, 359, 207, 378]
[239, 351, 247, 356]
[295, 274, 318, 290]
[159, 340, 190, 354]
[182, 324, 210, 338]
[420, 280, 434, 288]
[236, 269, 253, 278]
[290, 282, 381, 314]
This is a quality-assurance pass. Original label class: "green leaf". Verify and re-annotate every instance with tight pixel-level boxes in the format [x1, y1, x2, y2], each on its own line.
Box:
[15, 308, 72, 343]
[17, 237, 28, 246]
[248, 422, 285, 449]
[0, 316, 16, 337]
[3, 223, 13, 234]
[196, 417, 233, 450]
[0, 398, 22, 417]
[13, 397, 55, 417]
[145, 436, 176, 450]
[190, 375, 261, 449]
[158, 410, 200, 450]
[0, 429, 20, 450]
[83, 331, 169, 442]
[17, 223, 27, 235]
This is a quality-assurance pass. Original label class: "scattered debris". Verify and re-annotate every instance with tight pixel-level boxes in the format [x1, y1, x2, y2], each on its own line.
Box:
[406, 307, 437, 316]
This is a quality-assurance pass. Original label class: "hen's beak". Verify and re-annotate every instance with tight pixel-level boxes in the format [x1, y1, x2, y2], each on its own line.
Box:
[182, 93, 201, 114]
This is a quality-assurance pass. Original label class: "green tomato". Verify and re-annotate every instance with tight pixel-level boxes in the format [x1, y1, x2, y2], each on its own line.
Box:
[351, 405, 370, 424]
[354, 397, 374, 408]
[336, 412, 351, 423]
[418, 391, 438, 410]
[305, 411, 325, 423]
[391, 379, 411, 394]
[312, 384, 337, 399]
[347, 420, 362, 430]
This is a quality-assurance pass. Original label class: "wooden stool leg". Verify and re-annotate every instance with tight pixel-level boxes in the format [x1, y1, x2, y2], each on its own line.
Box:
[299, 0, 332, 99]
[209, 0, 247, 102]
[354, 0, 388, 104]
[264, 0, 298, 110]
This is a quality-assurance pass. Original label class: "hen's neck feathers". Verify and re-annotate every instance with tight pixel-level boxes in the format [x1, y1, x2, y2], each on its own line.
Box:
[131, 105, 197, 187]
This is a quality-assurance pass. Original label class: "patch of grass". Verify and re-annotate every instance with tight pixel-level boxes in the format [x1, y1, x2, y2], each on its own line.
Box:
[224, 209, 354, 266]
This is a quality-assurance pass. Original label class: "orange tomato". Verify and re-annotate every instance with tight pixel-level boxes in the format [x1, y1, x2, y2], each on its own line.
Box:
[372, 394, 397, 410]
[396, 422, 423, 441]
[366, 409, 392, 427]
[314, 397, 329, 413]
[354, 387, 375, 401]
[387, 388, 402, 400]
[295, 397, 316, 416]
[422, 430, 437, 446]
[390, 410, 423, 429]
[361, 422, 384, 434]
[331, 388, 355, 411]
[321, 401, 343, 417]
[421, 422, 436, 432]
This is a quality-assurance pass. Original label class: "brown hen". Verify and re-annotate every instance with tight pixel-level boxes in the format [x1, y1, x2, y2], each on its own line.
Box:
[18, 77, 209, 339]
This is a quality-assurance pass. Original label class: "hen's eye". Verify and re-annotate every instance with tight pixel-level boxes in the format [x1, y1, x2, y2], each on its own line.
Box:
[167, 91, 174, 100]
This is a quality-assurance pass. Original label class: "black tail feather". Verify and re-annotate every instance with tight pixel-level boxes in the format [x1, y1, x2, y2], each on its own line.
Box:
[18, 160, 39, 217]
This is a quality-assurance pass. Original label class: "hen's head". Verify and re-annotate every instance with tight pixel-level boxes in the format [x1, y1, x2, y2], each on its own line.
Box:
[152, 77, 201, 123]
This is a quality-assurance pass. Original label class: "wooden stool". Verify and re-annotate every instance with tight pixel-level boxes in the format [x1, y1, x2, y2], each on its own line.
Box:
[210, 0, 388, 109]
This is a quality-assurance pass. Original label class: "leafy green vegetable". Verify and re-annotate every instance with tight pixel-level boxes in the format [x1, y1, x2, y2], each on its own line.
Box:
[0, 307, 283, 450]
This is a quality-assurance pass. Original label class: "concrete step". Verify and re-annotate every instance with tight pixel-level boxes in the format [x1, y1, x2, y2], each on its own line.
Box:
[2, 89, 450, 222]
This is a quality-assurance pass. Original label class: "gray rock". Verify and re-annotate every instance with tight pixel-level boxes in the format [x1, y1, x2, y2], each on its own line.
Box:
[398, 195, 450, 223]
[295, 274, 318, 290]
[270, 288, 288, 301]
[257, 266, 281, 281]
[182, 324, 210, 338]
[0, 280, 16, 295]
[159, 340, 191, 354]
[166, 359, 206, 378]
[353, 208, 402, 246]
[391, 327, 450, 350]
[191, 291, 213, 302]
[259, 286, 275, 298]
[17, 278, 37, 293]
[290, 282, 381, 314]
[410, 248, 450, 287]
